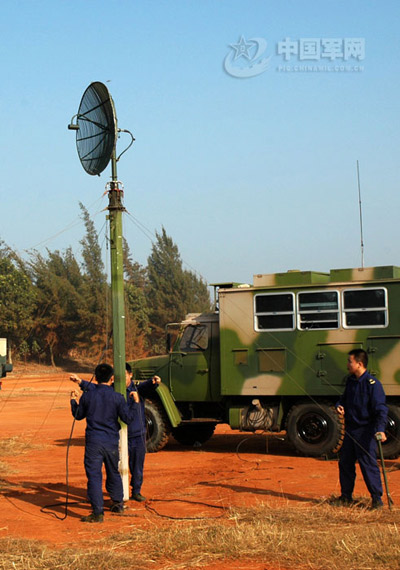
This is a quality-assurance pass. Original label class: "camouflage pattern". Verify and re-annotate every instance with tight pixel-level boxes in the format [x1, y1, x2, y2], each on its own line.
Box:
[230, 266, 400, 398]
[130, 266, 400, 455]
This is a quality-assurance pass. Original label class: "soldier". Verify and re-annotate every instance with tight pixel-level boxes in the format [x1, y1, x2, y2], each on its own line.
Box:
[125, 363, 161, 502]
[70, 363, 134, 522]
[335, 348, 388, 508]
[71, 365, 160, 503]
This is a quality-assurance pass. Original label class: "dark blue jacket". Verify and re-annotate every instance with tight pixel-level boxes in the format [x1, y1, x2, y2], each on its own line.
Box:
[126, 378, 157, 439]
[71, 383, 133, 445]
[77, 378, 157, 439]
[336, 371, 388, 433]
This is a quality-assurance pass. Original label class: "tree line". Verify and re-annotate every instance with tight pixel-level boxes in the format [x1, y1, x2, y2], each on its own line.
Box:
[0, 204, 211, 365]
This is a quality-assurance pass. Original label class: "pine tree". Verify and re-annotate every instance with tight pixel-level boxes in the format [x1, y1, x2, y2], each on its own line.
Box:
[29, 249, 84, 365]
[146, 228, 188, 332]
[183, 269, 211, 314]
[123, 238, 150, 358]
[79, 203, 109, 354]
[123, 238, 147, 287]
[146, 227, 211, 353]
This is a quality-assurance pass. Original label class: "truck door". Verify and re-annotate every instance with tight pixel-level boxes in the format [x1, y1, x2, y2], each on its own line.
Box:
[169, 324, 211, 401]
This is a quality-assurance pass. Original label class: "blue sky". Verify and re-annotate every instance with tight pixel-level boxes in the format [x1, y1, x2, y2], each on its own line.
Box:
[1, 0, 399, 285]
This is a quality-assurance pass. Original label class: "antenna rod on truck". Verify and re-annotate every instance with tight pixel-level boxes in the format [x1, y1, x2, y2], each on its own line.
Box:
[357, 160, 365, 270]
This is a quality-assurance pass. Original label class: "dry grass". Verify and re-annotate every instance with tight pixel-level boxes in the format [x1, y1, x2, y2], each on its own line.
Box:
[1, 503, 399, 569]
[0, 461, 16, 477]
[0, 436, 46, 457]
[0, 436, 47, 480]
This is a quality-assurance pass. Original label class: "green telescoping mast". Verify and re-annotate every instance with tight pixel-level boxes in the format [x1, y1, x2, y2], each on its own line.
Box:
[68, 82, 135, 499]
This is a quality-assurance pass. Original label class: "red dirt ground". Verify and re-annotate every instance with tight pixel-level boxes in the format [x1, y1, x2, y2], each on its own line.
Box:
[1, 370, 399, 569]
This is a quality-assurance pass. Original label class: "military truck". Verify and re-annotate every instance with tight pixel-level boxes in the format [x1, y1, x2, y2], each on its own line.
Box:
[129, 266, 400, 458]
[0, 338, 12, 389]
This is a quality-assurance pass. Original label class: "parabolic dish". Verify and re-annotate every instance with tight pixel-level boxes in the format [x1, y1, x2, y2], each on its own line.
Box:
[76, 82, 117, 176]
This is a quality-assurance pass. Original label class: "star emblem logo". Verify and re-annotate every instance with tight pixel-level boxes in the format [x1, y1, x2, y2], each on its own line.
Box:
[230, 36, 253, 60]
[224, 36, 271, 78]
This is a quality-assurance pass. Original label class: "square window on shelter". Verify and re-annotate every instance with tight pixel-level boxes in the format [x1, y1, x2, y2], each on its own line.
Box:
[254, 293, 295, 331]
[298, 291, 339, 330]
[343, 288, 387, 328]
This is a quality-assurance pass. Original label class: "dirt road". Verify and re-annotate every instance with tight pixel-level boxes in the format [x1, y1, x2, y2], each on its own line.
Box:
[1, 371, 399, 568]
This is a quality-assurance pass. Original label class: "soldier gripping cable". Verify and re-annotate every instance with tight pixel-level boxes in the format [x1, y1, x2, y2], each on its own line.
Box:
[71, 365, 161, 504]
[335, 349, 388, 509]
[70, 364, 137, 522]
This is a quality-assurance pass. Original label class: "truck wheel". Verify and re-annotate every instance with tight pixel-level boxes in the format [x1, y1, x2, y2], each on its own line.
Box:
[145, 399, 171, 452]
[172, 423, 216, 446]
[382, 405, 400, 459]
[286, 402, 344, 457]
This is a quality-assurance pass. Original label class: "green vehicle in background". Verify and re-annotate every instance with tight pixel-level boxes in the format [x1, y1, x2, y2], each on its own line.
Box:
[129, 265, 400, 458]
[0, 338, 12, 389]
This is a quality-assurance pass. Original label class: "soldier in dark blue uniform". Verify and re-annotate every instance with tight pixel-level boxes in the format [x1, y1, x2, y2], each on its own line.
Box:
[71, 364, 160, 504]
[125, 363, 161, 502]
[336, 348, 388, 508]
[70, 363, 134, 523]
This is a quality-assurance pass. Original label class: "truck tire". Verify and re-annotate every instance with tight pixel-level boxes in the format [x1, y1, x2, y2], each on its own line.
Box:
[145, 399, 171, 452]
[172, 423, 216, 446]
[286, 402, 345, 457]
[382, 404, 400, 459]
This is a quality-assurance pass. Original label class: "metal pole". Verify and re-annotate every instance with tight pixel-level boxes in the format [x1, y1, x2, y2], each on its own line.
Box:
[108, 150, 129, 501]
[356, 160, 365, 270]
[375, 433, 393, 510]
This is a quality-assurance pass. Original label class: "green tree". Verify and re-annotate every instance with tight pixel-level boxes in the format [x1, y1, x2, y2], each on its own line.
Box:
[79, 203, 109, 354]
[123, 238, 147, 287]
[123, 238, 150, 358]
[0, 253, 36, 354]
[18, 340, 29, 363]
[146, 228, 188, 332]
[125, 281, 150, 358]
[183, 269, 211, 314]
[31, 339, 43, 363]
[29, 248, 84, 365]
[146, 228, 210, 353]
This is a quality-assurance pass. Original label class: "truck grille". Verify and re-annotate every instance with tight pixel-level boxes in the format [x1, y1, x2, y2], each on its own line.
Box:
[134, 367, 158, 380]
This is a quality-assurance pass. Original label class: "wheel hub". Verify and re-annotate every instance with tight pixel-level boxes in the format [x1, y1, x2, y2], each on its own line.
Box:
[297, 412, 329, 444]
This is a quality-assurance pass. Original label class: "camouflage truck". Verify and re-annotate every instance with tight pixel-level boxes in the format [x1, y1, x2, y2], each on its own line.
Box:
[129, 266, 400, 458]
[0, 338, 12, 389]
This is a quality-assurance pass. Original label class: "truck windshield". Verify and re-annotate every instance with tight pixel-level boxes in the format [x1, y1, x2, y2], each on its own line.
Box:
[180, 325, 208, 352]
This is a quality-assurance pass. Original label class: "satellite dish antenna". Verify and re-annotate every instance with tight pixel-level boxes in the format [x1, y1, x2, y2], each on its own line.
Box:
[68, 81, 135, 499]
[73, 81, 117, 176]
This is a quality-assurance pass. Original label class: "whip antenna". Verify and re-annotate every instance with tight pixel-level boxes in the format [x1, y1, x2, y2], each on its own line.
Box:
[356, 160, 365, 269]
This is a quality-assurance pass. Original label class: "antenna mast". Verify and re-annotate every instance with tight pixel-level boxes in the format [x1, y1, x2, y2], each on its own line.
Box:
[356, 160, 365, 269]
[68, 82, 133, 500]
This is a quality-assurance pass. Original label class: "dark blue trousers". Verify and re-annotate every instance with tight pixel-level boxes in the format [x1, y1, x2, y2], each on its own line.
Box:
[84, 441, 123, 515]
[339, 428, 383, 500]
[128, 434, 146, 494]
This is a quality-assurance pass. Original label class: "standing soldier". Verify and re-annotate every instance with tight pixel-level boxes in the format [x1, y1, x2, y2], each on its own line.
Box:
[125, 363, 161, 502]
[70, 363, 134, 522]
[335, 349, 388, 508]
